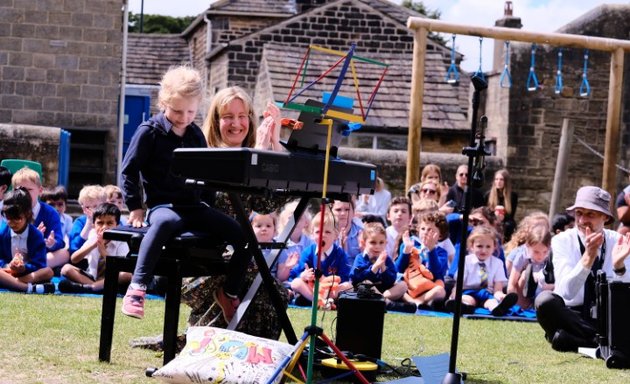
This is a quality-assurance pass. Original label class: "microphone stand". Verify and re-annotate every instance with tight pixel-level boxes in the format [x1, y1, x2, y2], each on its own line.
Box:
[442, 73, 489, 384]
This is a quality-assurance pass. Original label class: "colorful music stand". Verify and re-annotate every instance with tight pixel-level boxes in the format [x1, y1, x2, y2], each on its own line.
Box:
[269, 44, 388, 384]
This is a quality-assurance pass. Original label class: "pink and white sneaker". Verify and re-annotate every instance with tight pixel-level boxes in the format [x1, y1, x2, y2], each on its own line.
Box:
[122, 288, 146, 319]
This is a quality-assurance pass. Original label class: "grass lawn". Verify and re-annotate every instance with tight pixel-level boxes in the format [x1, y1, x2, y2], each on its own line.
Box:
[1, 292, 629, 383]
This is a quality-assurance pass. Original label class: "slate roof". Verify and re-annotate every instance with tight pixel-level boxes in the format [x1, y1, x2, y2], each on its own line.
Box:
[126, 33, 190, 85]
[206, 0, 296, 14]
[258, 43, 469, 132]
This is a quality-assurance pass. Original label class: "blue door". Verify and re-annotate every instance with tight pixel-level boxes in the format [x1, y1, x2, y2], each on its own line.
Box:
[123, 95, 151, 157]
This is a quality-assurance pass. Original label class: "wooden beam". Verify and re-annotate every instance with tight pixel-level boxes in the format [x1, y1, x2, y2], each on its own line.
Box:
[406, 27, 427, 191]
[603, 47, 624, 196]
[407, 17, 630, 52]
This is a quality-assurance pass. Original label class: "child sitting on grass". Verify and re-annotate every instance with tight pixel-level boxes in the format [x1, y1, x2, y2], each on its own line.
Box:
[0, 188, 54, 293]
[68, 185, 107, 257]
[41, 185, 73, 242]
[272, 200, 313, 283]
[350, 222, 414, 312]
[12, 168, 68, 270]
[446, 225, 517, 316]
[397, 211, 448, 308]
[58, 203, 131, 294]
[289, 209, 352, 307]
[507, 224, 554, 309]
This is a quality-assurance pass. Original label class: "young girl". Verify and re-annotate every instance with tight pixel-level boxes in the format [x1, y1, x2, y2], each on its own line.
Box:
[12, 168, 68, 269]
[273, 200, 313, 283]
[504, 211, 549, 276]
[120, 66, 250, 322]
[447, 225, 517, 316]
[397, 211, 448, 307]
[350, 222, 409, 308]
[59, 203, 131, 294]
[507, 224, 554, 309]
[0, 188, 54, 293]
[330, 199, 363, 267]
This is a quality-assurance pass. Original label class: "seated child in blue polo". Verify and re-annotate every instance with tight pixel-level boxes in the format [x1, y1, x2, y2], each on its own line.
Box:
[0, 187, 55, 293]
[289, 210, 352, 308]
[446, 225, 517, 316]
[350, 222, 413, 311]
[396, 211, 448, 308]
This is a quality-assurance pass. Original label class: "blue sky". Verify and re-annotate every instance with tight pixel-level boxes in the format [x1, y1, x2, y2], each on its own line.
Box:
[127, 1, 629, 71]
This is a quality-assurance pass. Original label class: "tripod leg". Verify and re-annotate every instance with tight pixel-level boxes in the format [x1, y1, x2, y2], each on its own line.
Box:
[266, 331, 310, 384]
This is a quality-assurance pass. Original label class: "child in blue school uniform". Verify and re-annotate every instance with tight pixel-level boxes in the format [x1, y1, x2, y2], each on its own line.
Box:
[67, 185, 107, 258]
[446, 225, 517, 316]
[397, 211, 448, 308]
[0, 188, 55, 293]
[289, 210, 352, 307]
[350, 222, 413, 311]
[0, 166, 11, 226]
[12, 168, 68, 270]
[41, 185, 74, 242]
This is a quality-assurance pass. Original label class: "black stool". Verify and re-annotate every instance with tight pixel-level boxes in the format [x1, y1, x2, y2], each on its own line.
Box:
[98, 227, 227, 365]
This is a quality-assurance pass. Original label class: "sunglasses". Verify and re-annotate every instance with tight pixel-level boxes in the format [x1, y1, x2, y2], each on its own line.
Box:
[470, 218, 485, 226]
[421, 188, 437, 195]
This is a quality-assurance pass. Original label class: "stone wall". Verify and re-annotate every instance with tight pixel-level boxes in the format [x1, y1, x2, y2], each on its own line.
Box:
[0, 124, 61, 187]
[0, 1, 122, 194]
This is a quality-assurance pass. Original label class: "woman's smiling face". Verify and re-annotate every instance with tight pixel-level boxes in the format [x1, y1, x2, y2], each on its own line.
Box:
[219, 98, 250, 147]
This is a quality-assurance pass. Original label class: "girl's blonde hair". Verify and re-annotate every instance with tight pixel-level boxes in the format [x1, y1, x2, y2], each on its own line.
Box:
[466, 225, 498, 250]
[525, 224, 551, 248]
[202, 86, 256, 148]
[504, 211, 549, 254]
[157, 65, 204, 110]
[487, 168, 513, 215]
[278, 200, 312, 234]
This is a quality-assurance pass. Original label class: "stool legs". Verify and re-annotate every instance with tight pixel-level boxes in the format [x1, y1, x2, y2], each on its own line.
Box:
[162, 264, 183, 364]
[99, 257, 122, 362]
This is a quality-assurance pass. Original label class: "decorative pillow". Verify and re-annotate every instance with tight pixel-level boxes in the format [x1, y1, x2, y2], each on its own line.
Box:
[152, 326, 294, 384]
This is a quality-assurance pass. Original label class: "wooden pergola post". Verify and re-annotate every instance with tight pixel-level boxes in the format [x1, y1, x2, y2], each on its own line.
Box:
[405, 17, 630, 195]
[406, 27, 427, 191]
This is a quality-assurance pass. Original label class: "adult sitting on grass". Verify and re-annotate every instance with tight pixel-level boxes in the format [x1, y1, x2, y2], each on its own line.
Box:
[535, 186, 630, 352]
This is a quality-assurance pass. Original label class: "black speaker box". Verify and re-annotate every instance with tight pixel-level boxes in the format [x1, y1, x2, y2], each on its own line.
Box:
[335, 291, 386, 360]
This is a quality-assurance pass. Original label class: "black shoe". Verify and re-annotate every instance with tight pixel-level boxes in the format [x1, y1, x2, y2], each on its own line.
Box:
[491, 292, 518, 317]
[551, 330, 597, 352]
[385, 301, 417, 313]
[445, 299, 476, 315]
[58, 279, 91, 294]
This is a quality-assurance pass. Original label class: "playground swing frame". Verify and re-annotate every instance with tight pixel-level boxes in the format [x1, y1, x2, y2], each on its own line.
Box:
[405, 16, 630, 201]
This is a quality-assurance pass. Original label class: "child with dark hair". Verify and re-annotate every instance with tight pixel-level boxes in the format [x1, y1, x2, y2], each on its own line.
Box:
[0, 188, 55, 293]
[12, 168, 68, 269]
[0, 166, 11, 226]
[551, 213, 575, 234]
[58, 203, 131, 293]
[41, 185, 73, 241]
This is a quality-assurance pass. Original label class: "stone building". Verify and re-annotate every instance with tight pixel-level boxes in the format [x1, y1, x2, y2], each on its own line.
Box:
[0, 1, 122, 195]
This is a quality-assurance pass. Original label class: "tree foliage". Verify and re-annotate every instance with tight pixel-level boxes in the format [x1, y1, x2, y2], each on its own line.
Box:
[401, 1, 445, 44]
[401, 0, 441, 20]
[128, 12, 195, 34]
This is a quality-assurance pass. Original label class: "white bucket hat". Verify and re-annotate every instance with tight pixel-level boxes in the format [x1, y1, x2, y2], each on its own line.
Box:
[566, 186, 614, 225]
